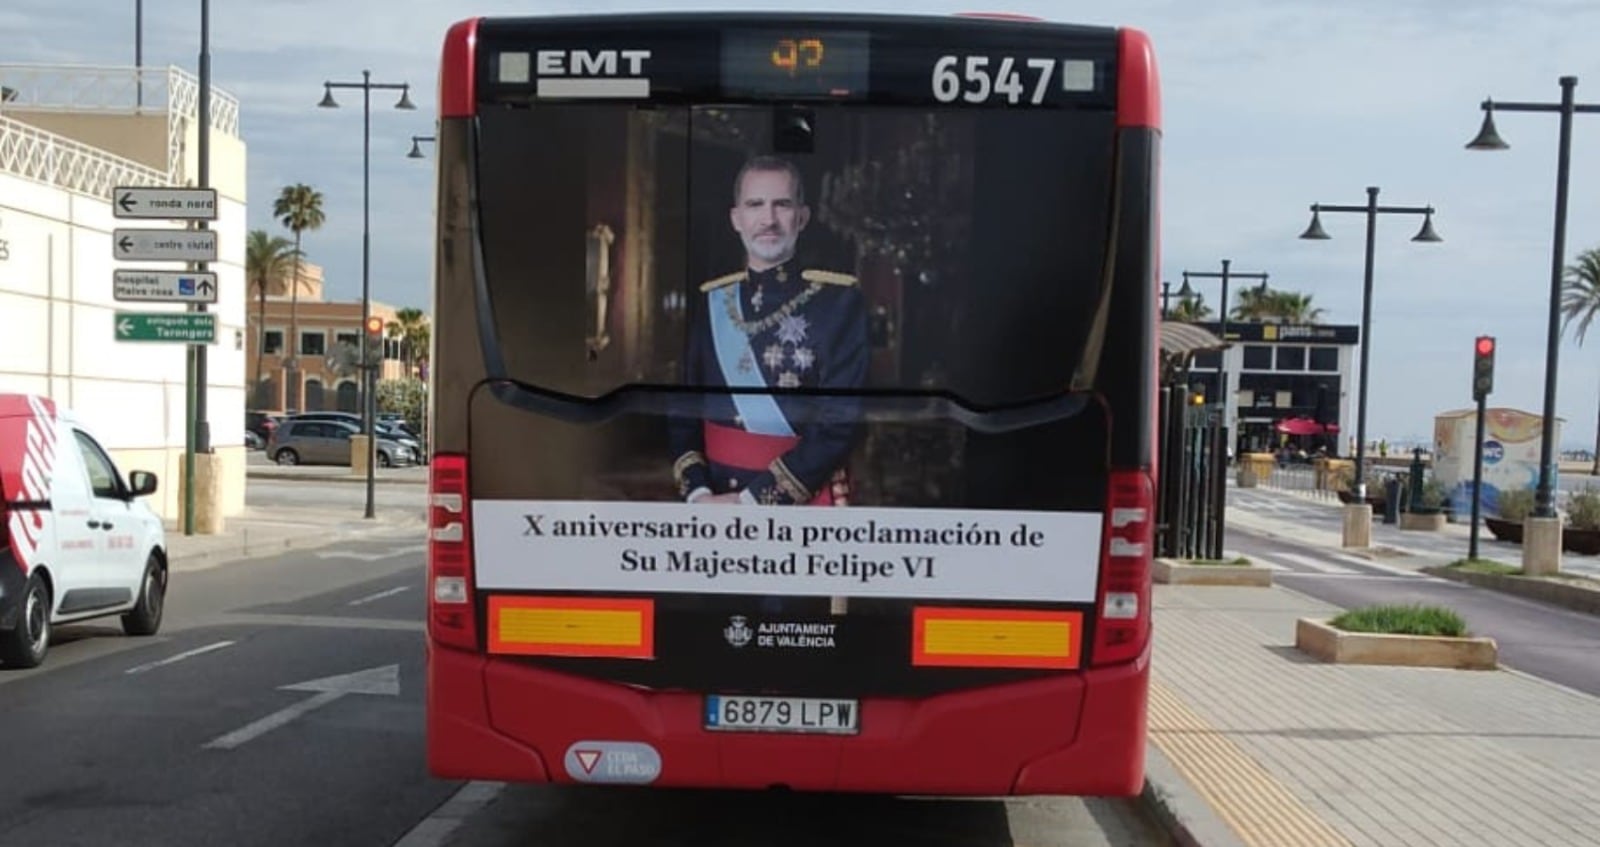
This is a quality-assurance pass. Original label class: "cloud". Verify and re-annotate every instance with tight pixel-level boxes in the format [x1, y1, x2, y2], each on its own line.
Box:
[7, 0, 1600, 446]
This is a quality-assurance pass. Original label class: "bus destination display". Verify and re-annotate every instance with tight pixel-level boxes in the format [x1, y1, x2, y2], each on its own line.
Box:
[720, 30, 870, 99]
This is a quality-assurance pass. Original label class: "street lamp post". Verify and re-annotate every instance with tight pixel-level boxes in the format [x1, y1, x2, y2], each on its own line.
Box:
[1178, 260, 1269, 429]
[1465, 77, 1600, 527]
[318, 71, 416, 520]
[407, 134, 436, 158]
[1298, 187, 1442, 546]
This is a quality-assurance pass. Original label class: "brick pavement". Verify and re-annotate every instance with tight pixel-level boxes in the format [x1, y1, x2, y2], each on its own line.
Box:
[1147, 583, 1600, 846]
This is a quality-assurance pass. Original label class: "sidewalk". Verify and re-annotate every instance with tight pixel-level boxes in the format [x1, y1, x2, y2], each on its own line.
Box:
[162, 502, 425, 572]
[1227, 484, 1600, 578]
[1143, 582, 1600, 846]
[245, 461, 428, 486]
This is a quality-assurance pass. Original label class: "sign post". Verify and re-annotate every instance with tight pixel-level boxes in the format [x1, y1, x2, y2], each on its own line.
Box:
[1470, 335, 1496, 560]
[114, 186, 219, 536]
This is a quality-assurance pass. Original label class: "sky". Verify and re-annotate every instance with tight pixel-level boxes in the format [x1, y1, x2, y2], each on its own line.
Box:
[7, 0, 1600, 449]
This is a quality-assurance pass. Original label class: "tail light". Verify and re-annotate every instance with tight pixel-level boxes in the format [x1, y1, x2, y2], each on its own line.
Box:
[1091, 469, 1153, 666]
[427, 453, 478, 650]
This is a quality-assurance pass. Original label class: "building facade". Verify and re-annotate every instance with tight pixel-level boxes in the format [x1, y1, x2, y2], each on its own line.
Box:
[242, 260, 416, 414]
[0, 64, 248, 521]
[1180, 321, 1360, 457]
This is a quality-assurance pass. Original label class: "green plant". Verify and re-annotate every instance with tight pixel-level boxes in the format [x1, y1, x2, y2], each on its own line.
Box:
[1497, 487, 1536, 522]
[1567, 487, 1600, 531]
[376, 377, 426, 430]
[1446, 558, 1519, 575]
[1407, 477, 1447, 513]
[1329, 604, 1468, 637]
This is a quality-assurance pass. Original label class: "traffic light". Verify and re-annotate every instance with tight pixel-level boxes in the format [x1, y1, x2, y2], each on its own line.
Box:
[364, 315, 384, 338]
[1473, 335, 1495, 399]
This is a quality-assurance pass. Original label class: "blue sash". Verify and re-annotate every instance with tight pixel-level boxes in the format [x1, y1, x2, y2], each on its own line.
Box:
[709, 283, 795, 437]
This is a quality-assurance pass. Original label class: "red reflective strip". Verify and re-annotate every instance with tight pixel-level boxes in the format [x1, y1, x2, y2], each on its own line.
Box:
[1116, 28, 1160, 129]
[440, 17, 480, 118]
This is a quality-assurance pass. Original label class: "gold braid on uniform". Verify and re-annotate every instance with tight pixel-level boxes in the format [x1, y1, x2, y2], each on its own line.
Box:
[769, 458, 812, 503]
[673, 450, 707, 495]
[723, 284, 823, 337]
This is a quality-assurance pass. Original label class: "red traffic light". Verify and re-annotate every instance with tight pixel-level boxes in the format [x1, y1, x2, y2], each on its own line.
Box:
[1475, 336, 1495, 356]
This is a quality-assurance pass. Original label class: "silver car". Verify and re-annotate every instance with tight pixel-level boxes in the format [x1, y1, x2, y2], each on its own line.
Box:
[267, 419, 416, 467]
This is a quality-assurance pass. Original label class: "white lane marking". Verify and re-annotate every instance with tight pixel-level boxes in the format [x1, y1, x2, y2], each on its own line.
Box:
[348, 585, 410, 606]
[1330, 553, 1422, 577]
[392, 781, 507, 847]
[203, 664, 400, 750]
[125, 640, 235, 675]
[1275, 552, 1362, 574]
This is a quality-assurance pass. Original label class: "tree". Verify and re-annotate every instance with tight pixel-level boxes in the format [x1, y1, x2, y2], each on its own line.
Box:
[387, 307, 430, 376]
[272, 183, 326, 409]
[1229, 287, 1324, 324]
[1560, 246, 1600, 475]
[1167, 295, 1213, 323]
[244, 229, 297, 407]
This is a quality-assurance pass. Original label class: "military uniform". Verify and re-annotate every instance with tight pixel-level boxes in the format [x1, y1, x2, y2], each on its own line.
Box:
[669, 259, 868, 505]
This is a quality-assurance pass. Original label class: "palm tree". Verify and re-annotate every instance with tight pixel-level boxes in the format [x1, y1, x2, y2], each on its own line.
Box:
[244, 230, 297, 407]
[1167, 296, 1213, 323]
[391, 307, 429, 376]
[272, 183, 326, 409]
[1560, 246, 1600, 474]
[1229, 288, 1324, 324]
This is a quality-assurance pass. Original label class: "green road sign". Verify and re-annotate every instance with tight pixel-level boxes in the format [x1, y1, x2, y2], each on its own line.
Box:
[114, 311, 216, 343]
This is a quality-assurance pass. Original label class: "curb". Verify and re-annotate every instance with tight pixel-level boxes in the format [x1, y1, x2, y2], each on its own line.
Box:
[166, 518, 426, 571]
[1140, 742, 1246, 847]
[247, 470, 427, 486]
[1423, 565, 1600, 616]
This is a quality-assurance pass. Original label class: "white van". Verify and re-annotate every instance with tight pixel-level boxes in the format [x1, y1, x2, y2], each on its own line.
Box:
[0, 393, 168, 668]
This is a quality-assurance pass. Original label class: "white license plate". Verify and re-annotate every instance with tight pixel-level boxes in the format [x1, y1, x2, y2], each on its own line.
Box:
[704, 695, 859, 734]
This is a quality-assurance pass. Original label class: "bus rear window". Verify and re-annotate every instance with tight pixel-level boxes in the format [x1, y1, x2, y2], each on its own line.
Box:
[473, 104, 1116, 408]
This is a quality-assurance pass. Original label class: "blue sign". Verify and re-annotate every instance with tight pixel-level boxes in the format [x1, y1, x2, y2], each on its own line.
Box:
[1483, 440, 1504, 464]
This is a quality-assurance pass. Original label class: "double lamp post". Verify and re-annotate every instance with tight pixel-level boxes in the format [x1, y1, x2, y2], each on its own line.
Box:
[1298, 188, 1442, 546]
[317, 71, 415, 519]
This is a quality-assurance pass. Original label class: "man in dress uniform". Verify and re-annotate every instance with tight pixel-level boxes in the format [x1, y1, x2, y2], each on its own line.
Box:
[669, 154, 868, 506]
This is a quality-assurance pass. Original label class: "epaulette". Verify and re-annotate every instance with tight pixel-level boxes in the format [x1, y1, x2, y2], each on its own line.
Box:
[699, 270, 744, 292]
[801, 269, 857, 286]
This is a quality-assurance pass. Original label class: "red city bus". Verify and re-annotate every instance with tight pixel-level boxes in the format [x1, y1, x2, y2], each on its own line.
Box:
[424, 11, 1160, 796]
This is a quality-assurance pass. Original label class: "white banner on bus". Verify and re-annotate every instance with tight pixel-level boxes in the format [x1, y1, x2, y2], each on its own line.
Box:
[470, 500, 1104, 603]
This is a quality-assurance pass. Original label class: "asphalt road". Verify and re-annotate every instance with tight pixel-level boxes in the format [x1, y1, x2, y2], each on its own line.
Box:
[0, 534, 443, 847]
[1226, 526, 1600, 698]
[3, 486, 1170, 847]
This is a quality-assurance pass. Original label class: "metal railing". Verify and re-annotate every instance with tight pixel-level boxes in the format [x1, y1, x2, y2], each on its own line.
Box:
[0, 114, 165, 198]
[0, 64, 238, 191]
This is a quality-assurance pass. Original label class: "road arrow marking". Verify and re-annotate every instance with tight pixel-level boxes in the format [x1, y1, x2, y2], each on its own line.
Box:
[203, 664, 400, 750]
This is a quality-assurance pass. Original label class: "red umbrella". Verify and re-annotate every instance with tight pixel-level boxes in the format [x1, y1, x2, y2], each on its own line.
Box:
[1275, 417, 1325, 436]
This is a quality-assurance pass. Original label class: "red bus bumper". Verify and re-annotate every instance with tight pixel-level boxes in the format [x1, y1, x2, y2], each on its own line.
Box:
[427, 641, 1149, 796]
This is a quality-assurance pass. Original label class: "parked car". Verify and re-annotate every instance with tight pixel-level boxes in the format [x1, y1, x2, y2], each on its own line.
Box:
[284, 411, 426, 463]
[267, 419, 417, 467]
[0, 393, 167, 669]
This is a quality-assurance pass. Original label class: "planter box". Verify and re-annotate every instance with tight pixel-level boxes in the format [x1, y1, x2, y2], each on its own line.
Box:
[1294, 618, 1497, 670]
[1424, 565, 1600, 615]
[1153, 557, 1272, 587]
[1564, 527, 1600, 556]
[1485, 517, 1523, 543]
[1399, 511, 1446, 531]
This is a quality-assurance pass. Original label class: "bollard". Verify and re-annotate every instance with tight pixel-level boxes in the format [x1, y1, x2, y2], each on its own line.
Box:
[1383, 475, 1401, 524]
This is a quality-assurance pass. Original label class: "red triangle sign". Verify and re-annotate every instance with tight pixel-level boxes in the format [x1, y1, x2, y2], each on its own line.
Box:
[575, 750, 601, 774]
